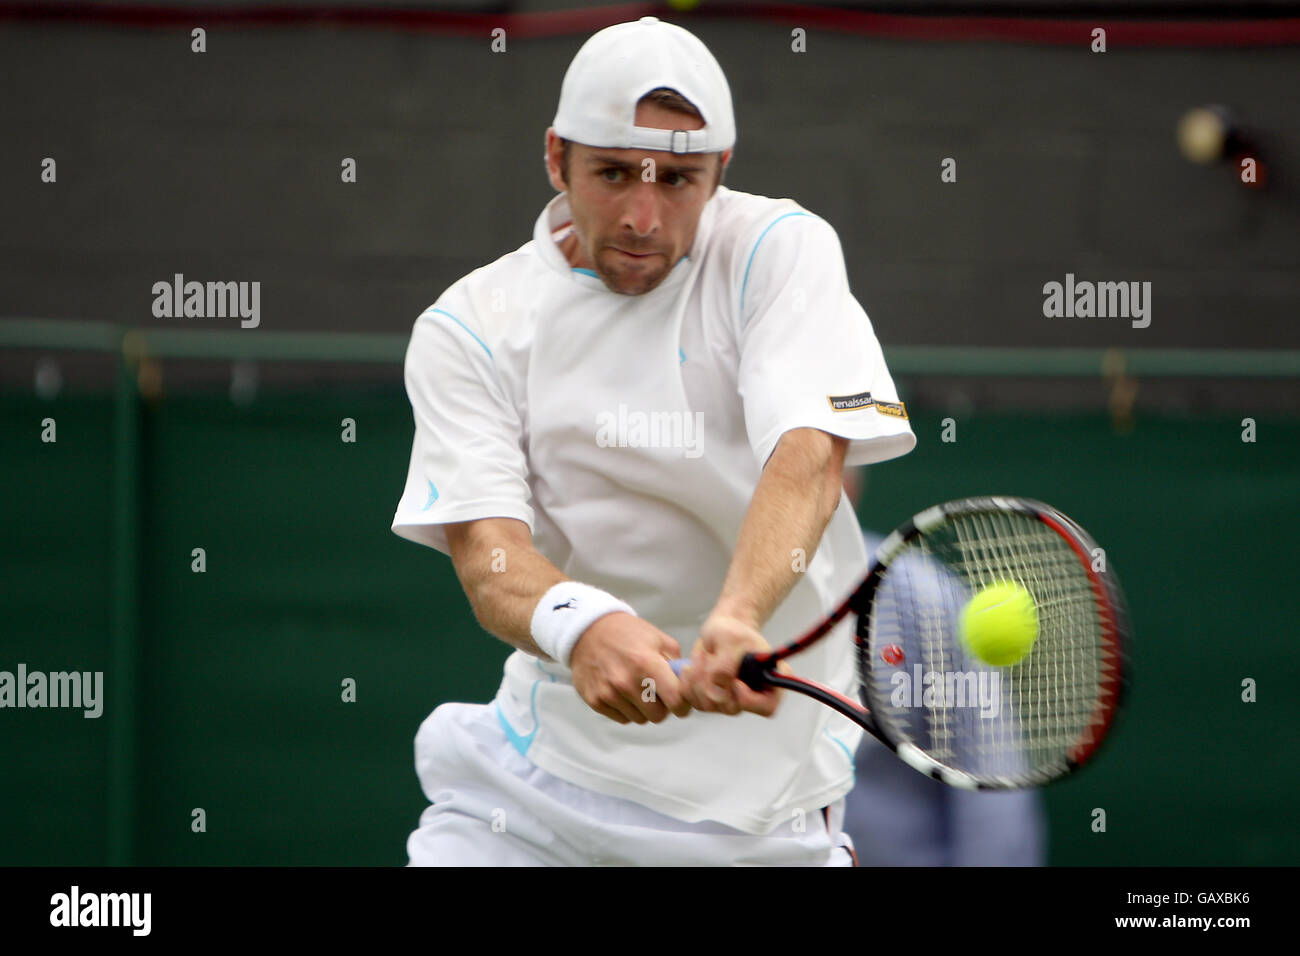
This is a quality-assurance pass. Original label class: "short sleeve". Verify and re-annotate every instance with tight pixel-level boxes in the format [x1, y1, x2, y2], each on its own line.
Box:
[735, 213, 917, 468]
[391, 304, 534, 554]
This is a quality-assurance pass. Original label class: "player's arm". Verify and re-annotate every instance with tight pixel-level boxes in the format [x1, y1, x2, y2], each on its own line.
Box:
[681, 426, 848, 716]
[444, 517, 690, 724]
[689, 212, 912, 716]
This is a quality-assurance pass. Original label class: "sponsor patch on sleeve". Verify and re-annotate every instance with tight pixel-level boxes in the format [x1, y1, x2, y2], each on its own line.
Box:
[827, 391, 875, 412]
[827, 391, 909, 420]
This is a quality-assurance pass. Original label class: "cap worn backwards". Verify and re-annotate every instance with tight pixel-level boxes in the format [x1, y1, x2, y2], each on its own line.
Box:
[553, 16, 736, 155]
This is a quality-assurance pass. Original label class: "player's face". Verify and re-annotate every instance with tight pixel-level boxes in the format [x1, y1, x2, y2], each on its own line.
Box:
[545, 102, 731, 296]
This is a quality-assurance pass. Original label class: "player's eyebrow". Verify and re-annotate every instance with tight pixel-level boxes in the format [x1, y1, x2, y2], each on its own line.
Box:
[586, 154, 708, 175]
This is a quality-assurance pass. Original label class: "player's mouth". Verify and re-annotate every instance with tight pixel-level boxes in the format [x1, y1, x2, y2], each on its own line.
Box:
[611, 247, 656, 260]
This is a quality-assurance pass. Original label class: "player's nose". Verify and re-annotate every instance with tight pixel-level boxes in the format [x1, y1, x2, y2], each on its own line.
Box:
[621, 182, 662, 238]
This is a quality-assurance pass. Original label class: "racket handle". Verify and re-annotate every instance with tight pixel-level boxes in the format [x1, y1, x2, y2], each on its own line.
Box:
[668, 655, 768, 689]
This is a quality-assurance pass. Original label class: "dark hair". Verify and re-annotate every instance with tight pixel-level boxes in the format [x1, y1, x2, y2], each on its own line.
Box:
[558, 87, 725, 189]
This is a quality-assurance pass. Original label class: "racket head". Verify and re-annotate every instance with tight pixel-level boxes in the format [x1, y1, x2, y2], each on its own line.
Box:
[853, 496, 1129, 789]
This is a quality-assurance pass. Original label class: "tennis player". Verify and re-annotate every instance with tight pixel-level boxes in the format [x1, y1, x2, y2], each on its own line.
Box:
[391, 16, 915, 865]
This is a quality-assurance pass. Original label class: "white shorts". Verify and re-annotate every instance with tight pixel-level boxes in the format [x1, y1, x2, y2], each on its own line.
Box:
[406, 702, 857, 866]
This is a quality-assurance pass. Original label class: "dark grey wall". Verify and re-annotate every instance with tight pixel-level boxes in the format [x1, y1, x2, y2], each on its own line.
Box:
[2, 12, 1298, 384]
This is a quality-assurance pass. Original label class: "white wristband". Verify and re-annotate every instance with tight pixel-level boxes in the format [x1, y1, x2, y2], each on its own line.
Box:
[530, 582, 636, 668]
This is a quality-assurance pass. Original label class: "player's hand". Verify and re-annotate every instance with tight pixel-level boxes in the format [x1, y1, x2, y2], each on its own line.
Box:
[680, 613, 790, 718]
[568, 613, 692, 725]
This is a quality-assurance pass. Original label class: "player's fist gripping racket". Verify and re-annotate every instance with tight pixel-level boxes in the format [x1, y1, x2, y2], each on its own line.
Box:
[677, 612, 792, 717]
[569, 614, 692, 724]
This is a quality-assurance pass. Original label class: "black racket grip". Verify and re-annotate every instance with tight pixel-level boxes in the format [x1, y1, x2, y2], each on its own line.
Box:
[667, 653, 774, 691]
[738, 652, 773, 691]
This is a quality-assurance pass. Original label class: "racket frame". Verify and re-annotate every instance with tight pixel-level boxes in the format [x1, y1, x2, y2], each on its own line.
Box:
[737, 496, 1130, 790]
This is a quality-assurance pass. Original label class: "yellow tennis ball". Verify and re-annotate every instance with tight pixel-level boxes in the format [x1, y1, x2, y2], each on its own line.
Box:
[959, 581, 1039, 666]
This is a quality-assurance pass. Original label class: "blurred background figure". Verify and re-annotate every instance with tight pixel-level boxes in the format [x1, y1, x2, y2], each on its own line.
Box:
[840, 467, 1047, 866]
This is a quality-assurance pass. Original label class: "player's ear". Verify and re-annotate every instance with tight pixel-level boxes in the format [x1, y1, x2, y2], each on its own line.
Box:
[712, 148, 732, 194]
[544, 128, 568, 193]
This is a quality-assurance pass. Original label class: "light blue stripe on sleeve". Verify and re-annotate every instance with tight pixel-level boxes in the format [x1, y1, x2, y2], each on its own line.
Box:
[739, 211, 813, 317]
[430, 307, 492, 360]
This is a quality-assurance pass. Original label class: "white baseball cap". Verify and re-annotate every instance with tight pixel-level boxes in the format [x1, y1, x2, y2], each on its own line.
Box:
[552, 16, 735, 155]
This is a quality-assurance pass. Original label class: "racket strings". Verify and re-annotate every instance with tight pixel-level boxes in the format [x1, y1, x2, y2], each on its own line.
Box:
[865, 510, 1109, 786]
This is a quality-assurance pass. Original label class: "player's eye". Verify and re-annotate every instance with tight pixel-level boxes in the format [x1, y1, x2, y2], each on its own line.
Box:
[662, 173, 688, 187]
[600, 167, 626, 182]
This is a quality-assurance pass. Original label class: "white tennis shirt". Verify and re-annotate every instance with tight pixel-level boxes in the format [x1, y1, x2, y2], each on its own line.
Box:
[392, 184, 916, 833]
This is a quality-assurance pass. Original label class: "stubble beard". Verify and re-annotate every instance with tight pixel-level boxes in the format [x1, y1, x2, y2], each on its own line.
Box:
[594, 249, 670, 296]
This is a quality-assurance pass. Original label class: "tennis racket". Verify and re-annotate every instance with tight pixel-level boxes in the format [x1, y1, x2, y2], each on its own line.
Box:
[670, 496, 1129, 789]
